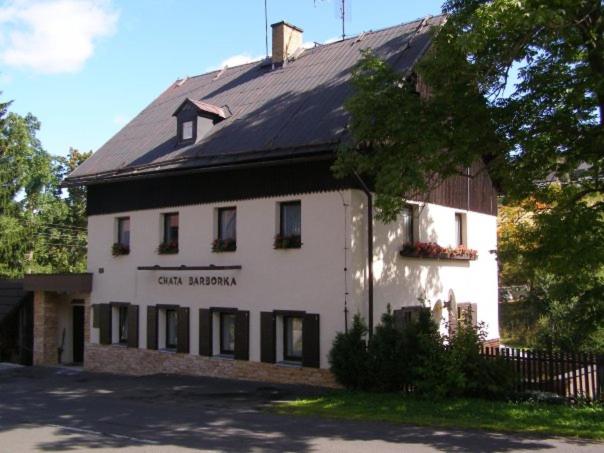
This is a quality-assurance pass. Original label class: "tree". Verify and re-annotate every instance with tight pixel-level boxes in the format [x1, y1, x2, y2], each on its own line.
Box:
[0, 95, 89, 278]
[335, 1, 604, 352]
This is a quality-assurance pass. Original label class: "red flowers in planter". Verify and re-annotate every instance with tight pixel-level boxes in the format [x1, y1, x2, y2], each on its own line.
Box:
[112, 243, 130, 256]
[157, 240, 179, 254]
[212, 238, 237, 253]
[400, 242, 478, 260]
[274, 234, 302, 249]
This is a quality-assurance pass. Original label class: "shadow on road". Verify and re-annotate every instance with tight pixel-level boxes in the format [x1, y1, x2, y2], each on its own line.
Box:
[0, 366, 600, 452]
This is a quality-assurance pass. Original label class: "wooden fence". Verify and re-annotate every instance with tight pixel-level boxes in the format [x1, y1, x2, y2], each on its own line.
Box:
[482, 347, 604, 402]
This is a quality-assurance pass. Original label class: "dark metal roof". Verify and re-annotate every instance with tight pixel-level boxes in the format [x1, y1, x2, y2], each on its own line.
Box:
[66, 16, 445, 186]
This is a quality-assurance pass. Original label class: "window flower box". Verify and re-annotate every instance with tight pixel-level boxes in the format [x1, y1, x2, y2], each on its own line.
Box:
[212, 238, 237, 253]
[157, 241, 179, 255]
[400, 242, 478, 261]
[112, 243, 130, 256]
[274, 234, 302, 249]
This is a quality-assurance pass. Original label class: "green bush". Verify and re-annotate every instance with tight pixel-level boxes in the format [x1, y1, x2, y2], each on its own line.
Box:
[328, 314, 371, 390]
[447, 318, 516, 398]
[329, 307, 517, 399]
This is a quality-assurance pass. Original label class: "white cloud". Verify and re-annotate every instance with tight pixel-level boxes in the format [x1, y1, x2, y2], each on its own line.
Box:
[208, 53, 264, 72]
[113, 113, 129, 127]
[0, 0, 119, 74]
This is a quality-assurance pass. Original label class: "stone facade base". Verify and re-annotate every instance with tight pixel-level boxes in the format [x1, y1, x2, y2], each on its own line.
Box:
[85, 343, 339, 388]
[483, 338, 501, 348]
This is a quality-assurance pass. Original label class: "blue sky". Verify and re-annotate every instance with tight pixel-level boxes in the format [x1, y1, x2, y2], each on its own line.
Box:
[0, 0, 444, 157]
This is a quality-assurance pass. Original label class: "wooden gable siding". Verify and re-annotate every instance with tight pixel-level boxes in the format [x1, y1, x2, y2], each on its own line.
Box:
[87, 159, 497, 217]
[426, 160, 497, 216]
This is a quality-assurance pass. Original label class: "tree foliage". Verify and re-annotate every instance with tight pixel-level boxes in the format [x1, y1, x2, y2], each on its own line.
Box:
[0, 96, 89, 278]
[335, 1, 604, 352]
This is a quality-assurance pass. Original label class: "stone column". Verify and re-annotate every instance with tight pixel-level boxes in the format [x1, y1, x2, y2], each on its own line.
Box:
[33, 291, 59, 365]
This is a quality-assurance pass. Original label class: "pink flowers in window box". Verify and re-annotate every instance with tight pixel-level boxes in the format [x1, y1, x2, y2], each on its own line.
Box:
[400, 242, 478, 261]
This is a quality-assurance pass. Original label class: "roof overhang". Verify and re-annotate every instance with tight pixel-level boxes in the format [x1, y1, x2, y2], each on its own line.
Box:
[23, 273, 93, 293]
[62, 143, 338, 187]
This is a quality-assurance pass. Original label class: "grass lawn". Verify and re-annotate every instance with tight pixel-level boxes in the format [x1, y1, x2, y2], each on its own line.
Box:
[274, 391, 604, 440]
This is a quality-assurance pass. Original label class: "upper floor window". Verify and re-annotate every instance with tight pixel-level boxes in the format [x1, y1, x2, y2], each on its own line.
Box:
[159, 213, 179, 254]
[213, 207, 237, 252]
[117, 217, 130, 247]
[275, 201, 302, 249]
[401, 205, 414, 245]
[455, 213, 464, 247]
[218, 207, 236, 241]
[182, 121, 194, 141]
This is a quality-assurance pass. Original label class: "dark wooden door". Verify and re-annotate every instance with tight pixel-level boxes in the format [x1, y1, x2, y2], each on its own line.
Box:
[72, 306, 85, 364]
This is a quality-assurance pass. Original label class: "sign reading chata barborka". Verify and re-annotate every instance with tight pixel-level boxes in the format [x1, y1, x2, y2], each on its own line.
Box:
[158, 275, 237, 287]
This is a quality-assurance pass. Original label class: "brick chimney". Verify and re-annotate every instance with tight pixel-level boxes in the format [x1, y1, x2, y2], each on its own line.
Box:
[271, 21, 303, 65]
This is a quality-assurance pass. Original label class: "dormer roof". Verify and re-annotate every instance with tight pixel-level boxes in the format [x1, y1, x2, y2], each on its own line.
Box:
[172, 98, 228, 119]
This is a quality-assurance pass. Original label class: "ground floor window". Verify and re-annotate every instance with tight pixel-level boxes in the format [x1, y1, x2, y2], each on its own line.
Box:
[220, 312, 236, 355]
[283, 316, 303, 362]
[118, 305, 128, 344]
[165, 309, 178, 349]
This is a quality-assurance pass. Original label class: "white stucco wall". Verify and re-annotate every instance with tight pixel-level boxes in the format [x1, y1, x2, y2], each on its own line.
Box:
[351, 194, 499, 338]
[87, 189, 498, 369]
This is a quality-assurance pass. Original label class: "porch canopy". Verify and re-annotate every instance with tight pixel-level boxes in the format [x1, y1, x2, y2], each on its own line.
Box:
[23, 273, 93, 293]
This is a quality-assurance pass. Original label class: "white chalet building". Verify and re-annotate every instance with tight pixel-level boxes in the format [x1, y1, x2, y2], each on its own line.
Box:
[26, 17, 499, 386]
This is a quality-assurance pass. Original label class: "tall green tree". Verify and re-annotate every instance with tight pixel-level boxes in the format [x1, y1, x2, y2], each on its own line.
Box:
[0, 96, 89, 277]
[335, 1, 604, 351]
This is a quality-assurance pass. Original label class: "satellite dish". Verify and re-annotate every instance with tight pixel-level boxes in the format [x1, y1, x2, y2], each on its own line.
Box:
[447, 289, 457, 314]
[432, 299, 443, 325]
[446, 289, 458, 335]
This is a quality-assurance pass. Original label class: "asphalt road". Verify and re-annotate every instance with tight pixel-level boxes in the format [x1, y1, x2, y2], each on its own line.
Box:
[0, 364, 601, 452]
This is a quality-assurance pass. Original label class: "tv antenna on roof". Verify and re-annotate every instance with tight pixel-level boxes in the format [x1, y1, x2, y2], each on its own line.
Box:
[264, 0, 269, 58]
[337, 0, 351, 40]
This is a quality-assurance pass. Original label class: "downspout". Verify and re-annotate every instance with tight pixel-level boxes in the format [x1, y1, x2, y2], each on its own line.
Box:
[354, 172, 374, 338]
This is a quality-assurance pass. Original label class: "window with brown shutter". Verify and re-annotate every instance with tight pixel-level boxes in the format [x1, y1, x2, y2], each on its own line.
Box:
[393, 306, 425, 330]
[199, 308, 212, 356]
[302, 313, 320, 368]
[99, 304, 112, 345]
[260, 312, 276, 363]
[457, 302, 478, 328]
[177, 307, 190, 354]
[147, 306, 158, 350]
[234, 310, 250, 361]
[127, 305, 139, 348]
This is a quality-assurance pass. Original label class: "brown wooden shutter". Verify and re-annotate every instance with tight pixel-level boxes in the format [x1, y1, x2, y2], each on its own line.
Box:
[92, 304, 100, 328]
[199, 308, 212, 356]
[147, 306, 158, 350]
[127, 304, 139, 348]
[456, 302, 478, 328]
[234, 310, 249, 361]
[99, 304, 112, 345]
[393, 307, 423, 331]
[177, 307, 190, 354]
[302, 313, 320, 368]
[260, 311, 276, 363]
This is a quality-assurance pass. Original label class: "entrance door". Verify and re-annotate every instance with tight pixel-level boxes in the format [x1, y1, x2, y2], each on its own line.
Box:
[72, 306, 85, 364]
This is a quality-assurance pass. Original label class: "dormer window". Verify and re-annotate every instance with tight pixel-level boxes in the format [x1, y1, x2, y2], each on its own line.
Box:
[182, 121, 194, 141]
[173, 98, 228, 147]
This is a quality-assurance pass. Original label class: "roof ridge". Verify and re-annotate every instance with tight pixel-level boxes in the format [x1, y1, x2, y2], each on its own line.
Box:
[180, 14, 443, 83]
